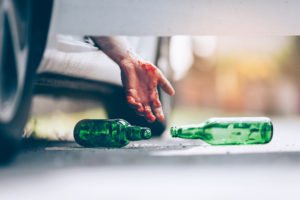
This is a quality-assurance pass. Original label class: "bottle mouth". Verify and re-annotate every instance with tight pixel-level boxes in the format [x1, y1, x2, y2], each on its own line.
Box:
[170, 127, 178, 137]
[141, 128, 151, 139]
[126, 126, 152, 140]
[266, 121, 273, 143]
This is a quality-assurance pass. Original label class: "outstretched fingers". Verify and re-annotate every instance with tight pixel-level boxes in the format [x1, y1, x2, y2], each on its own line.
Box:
[127, 90, 157, 121]
[144, 105, 156, 122]
[127, 96, 144, 114]
[151, 96, 165, 122]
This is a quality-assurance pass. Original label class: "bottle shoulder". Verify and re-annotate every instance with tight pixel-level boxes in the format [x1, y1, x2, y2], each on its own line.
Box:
[206, 117, 271, 123]
[109, 119, 130, 126]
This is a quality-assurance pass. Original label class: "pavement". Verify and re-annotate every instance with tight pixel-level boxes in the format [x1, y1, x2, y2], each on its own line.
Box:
[1, 117, 300, 200]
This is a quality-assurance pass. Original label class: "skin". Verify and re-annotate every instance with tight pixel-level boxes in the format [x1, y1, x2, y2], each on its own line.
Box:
[90, 36, 175, 122]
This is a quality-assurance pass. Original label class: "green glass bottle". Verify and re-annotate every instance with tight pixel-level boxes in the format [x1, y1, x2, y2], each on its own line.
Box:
[171, 117, 273, 145]
[74, 119, 151, 148]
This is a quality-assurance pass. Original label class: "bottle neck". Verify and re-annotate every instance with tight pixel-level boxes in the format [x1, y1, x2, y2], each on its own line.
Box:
[126, 126, 151, 141]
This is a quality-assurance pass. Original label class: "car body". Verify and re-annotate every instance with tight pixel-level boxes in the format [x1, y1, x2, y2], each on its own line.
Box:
[0, 0, 175, 162]
[1, 0, 300, 162]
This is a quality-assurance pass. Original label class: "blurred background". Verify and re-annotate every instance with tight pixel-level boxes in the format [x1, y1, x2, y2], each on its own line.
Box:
[25, 36, 300, 140]
[3, 1, 300, 199]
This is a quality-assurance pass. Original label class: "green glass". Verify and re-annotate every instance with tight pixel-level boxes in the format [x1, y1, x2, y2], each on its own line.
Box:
[74, 119, 151, 148]
[171, 117, 273, 145]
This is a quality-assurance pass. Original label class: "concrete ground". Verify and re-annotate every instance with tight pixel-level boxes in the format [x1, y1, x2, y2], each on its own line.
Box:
[1, 117, 300, 200]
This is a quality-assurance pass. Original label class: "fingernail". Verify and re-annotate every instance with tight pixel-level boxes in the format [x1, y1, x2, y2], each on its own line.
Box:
[147, 116, 156, 123]
[158, 114, 165, 122]
[137, 107, 144, 112]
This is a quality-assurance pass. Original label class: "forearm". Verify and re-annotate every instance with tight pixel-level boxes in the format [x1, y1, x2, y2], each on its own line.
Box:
[89, 36, 175, 122]
[90, 36, 137, 70]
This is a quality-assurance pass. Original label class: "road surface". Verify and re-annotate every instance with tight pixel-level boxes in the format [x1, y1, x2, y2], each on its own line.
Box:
[1, 117, 300, 200]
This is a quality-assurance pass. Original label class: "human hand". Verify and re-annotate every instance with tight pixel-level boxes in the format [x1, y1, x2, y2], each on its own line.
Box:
[119, 56, 175, 122]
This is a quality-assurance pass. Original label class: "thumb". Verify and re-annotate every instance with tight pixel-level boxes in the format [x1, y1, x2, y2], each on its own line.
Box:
[158, 71, 175, 96]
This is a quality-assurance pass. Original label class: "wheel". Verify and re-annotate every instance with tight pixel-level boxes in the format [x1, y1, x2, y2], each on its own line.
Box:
[105, 37, 174, 136]
[0, 0, 53, 163]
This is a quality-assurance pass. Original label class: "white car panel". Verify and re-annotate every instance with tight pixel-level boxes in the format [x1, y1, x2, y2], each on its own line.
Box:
[50, 0, 300, 36]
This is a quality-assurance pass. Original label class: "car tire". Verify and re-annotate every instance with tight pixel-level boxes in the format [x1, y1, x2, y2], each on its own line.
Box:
[105, 37, 174, 137]
[0, 0, 53, 163]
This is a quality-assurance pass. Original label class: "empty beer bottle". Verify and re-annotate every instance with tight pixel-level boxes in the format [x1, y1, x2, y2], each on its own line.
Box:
[74, 119, 151, 148]
[171, 117, 273, 145]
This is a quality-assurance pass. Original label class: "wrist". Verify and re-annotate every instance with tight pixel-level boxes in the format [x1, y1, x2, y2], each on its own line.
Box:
[118, 51, 140, 71]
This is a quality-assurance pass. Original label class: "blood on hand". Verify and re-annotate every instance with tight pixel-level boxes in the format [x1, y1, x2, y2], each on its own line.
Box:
[120, 57, 175, 123]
